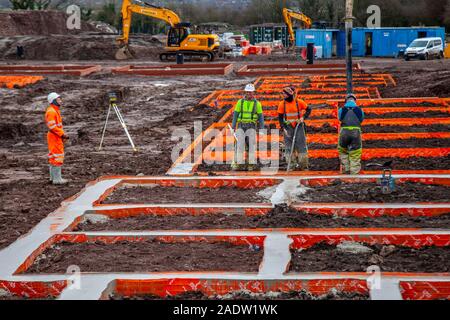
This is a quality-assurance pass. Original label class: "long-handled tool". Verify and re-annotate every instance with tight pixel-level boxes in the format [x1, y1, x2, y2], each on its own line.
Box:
[99, 92, 138, 152]
[286, 122, 302, 172]
[228, 124, 239, 166]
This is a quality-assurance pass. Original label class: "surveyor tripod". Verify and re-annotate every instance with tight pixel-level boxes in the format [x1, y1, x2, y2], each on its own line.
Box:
[98, 92, 138, 152]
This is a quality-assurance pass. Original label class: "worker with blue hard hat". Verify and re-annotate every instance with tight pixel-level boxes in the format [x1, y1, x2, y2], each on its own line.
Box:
[337, 94, 365, 174]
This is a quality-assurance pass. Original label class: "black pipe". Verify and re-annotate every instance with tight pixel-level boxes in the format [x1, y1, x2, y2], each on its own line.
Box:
[346, 23, 353, 94]
[345, 0, 354, 95]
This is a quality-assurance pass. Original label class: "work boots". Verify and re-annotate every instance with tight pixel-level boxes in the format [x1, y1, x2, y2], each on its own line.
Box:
[297, 154, 309, 170]
[50, 166, 68, 185]
[49, 165, 54, 183]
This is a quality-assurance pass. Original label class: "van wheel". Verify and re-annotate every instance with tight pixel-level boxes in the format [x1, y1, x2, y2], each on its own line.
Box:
[405, 56, 410, 61]
[425, 53, 429, 60]
[439, 51, 444, 59]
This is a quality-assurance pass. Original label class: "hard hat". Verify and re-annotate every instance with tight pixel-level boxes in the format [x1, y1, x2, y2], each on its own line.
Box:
[345, 100, 357, 108]
[345, 93, 357, 102]
[244, 84, 255, 92]
[48, 92, 61, 104]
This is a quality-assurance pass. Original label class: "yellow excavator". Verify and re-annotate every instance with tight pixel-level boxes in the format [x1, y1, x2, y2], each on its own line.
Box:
[282, 8, 312, 48]
[116, 0, 220, 61]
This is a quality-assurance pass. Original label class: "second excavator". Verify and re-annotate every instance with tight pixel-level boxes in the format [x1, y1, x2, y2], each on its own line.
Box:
[282, 8, 312, 49]
[116, 0, 220, 61]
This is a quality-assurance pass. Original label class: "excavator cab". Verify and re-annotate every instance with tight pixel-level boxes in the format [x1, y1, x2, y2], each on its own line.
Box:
[167, 23, 191, 47]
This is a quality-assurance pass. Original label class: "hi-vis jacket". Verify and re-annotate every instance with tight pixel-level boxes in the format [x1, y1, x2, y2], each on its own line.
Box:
[45, 104, 65, 166]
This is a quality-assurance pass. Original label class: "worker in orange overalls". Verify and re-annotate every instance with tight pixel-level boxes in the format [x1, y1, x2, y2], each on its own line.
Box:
[278, 86, 312, 171]
[45, 92, 69, 185]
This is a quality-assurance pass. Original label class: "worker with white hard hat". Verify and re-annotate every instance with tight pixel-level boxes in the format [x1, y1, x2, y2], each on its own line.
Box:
[45, 92, 69, 184]
[230, 83, 265, 171]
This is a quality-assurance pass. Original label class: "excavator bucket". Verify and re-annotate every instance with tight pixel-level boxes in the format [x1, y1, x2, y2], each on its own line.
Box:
[115, 46, 133, 60]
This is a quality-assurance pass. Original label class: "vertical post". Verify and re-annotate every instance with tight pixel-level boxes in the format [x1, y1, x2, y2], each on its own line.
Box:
[345, 0, 354, 94]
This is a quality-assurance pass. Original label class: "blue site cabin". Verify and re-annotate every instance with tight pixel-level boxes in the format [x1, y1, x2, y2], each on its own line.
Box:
[295, 29, 340, 58]
[295, 27, 445, 58]
[350, 27, 446, 57]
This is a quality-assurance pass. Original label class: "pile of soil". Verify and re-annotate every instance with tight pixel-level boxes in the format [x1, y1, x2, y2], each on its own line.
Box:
[25, 240, 263, 274]
[102, 185, 271, 204]
[109, 290, 369, 300]
[0, 34, 163, 60]
[298, 181, 450, 203]
[0, 10, 95, 36]
[289, 242, 450, 273]
[75, 205, 450, 231]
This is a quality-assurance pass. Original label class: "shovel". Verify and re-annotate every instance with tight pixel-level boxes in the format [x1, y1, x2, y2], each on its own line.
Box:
[287, 122, 301, 172]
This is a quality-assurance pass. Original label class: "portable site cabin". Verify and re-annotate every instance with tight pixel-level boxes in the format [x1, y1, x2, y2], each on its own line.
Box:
[249, 24, 292, 47]
[350, 27, 446, 57]
[295, 29, 340, 58]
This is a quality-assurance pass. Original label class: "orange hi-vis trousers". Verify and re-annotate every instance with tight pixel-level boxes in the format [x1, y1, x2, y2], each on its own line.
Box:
[45, 104, 65, 167]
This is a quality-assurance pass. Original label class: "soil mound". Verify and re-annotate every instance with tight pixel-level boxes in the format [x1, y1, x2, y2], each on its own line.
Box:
[0, 10, 95, 36]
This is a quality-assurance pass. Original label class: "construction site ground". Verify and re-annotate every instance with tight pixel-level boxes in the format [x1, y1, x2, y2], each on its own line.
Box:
[0, 57, 449, 300]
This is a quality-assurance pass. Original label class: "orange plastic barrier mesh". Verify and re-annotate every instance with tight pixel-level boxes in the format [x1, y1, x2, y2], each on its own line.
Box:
[0, 75, 43, 88]
[400, 281, 450, 300]
[111, 278, 369, 299]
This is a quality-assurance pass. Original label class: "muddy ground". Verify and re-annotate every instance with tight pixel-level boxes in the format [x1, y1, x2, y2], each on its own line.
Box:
[365, 111, 450, 119]
[25, 239, 263, 274]
[298, 181, 450, 203]
[198, 156, 450, 172]
[0, 74, 248, 250]
[102, 185, 272, 204]
[75, 205, 450, 231]
[310, 138, 450, 150]
[362, 124, 450, 133]
[289, 242, 450, 273]
[0, 58, 449, 252]
[109, 290, 369, 300]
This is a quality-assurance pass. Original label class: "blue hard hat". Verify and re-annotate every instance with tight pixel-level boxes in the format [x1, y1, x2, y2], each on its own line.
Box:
[345, 100, 357, 108]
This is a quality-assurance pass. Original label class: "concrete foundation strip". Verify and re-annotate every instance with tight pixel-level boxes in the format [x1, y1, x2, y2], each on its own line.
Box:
[0, 175, 449, 300]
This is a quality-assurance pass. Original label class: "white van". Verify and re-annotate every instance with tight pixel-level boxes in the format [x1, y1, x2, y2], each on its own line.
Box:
[404, 37, 444, 61]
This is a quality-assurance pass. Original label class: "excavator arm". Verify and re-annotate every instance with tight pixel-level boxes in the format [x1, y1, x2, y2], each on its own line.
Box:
[115, 0, 220, 61]
[117, 0, 181, 46]
[283, 8, 312, 47]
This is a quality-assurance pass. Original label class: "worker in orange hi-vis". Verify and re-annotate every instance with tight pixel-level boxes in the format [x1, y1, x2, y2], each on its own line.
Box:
[45, 92, 69, 185]
[278, 86, 312, 171]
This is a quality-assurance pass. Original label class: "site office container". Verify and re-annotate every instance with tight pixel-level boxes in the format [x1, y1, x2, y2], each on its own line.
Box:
[250, 24, 292, 47]
[295, 29, 340, 58]
[348, 27, 446, 57]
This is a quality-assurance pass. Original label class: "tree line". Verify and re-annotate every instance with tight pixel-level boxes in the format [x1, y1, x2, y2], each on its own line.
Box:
[8, 0, 450, 31]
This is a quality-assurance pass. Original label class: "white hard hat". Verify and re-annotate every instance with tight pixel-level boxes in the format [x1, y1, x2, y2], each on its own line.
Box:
[48, 92, 61, 104]
[244, 84, 255, 92]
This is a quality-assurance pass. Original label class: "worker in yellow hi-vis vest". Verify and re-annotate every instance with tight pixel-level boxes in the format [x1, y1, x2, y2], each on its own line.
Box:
[229, 84, 265, 171]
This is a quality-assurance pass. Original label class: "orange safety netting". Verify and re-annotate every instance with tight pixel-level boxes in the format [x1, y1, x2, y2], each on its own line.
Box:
[114, 279, 369, 298]
[0, 76, 43, 88]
